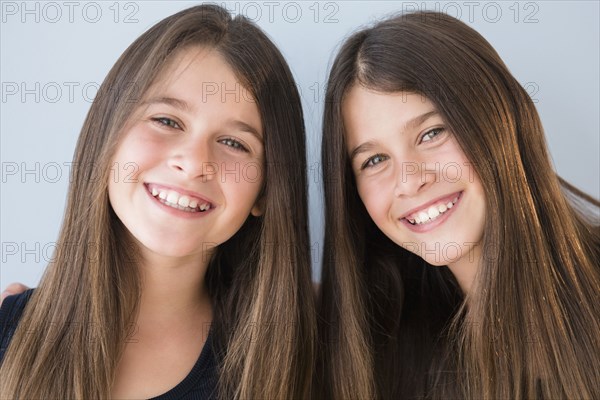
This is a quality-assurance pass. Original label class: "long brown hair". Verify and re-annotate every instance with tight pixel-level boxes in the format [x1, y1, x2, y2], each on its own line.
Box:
[318, 11, 600, 399]
[0, 5, 315, 399]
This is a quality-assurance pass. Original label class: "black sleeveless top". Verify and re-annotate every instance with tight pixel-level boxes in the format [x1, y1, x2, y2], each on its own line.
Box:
[0, 289, 219, 399]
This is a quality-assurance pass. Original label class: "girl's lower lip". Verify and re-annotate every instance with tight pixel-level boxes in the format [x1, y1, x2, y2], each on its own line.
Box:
[399, 192, 462, 233]
[145, 186, 213, 219]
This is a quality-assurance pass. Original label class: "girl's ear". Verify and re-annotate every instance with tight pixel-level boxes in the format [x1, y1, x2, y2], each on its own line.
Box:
[251, 197, 264, 217]
[251, 201, 263, 217]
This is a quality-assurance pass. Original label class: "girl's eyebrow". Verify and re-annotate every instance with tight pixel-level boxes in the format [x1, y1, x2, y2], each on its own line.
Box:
[224, 119, 263, 143]
[349, 110, 439, 161]
[403, 110, 438, 132]
[350, 141, 376, 162]
[143, 96, 192, 112]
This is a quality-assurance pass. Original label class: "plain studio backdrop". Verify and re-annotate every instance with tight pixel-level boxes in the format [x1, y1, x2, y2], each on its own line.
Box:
[1, 1, 599, 287]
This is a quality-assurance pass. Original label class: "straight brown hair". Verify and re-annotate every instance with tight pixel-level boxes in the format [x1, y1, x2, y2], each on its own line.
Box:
[318, 11, 600, 399]
[1, 5, 315, 399]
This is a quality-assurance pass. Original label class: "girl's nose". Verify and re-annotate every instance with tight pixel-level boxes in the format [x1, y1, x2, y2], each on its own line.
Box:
[168, 139, 216, 182]
[393, 160, 435, 198]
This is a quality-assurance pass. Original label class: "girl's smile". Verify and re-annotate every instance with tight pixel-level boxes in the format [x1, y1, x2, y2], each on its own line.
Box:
[398, 190, 462, 232]
[145, 183, 214, 217]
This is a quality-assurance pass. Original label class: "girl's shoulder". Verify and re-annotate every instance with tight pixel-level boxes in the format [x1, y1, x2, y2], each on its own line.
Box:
[0, 288, 35, 362]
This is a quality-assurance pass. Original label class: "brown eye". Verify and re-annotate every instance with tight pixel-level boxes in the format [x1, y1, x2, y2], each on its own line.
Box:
[420, 128, 445, 143]
[152, 117, 181, 130]
[362, 154, 388, 170]
[218, 138, 249, 153]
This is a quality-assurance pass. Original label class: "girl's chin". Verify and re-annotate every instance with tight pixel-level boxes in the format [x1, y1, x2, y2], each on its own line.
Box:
[419, 249, 477, 268]
[136, 240, 209, 260]
[422, 257, 448, 267]
[398, 245, 462, 266]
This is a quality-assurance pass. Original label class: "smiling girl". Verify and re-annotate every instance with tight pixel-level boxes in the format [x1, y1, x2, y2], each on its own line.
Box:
[0, 5, 315, 399]
[317, 11, 600, 399]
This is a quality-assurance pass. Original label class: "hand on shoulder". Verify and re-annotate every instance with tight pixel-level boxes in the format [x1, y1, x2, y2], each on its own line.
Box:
[1, 283, 30, 306]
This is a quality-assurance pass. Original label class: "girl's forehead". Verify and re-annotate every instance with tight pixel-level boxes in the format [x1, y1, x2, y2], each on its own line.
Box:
[144, 46, 257, 105]
[149, 47, 223, 91]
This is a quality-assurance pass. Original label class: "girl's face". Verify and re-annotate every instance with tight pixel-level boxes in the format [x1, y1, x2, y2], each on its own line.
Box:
[108, 47, 264, 259]
[343, 88, 486, 269]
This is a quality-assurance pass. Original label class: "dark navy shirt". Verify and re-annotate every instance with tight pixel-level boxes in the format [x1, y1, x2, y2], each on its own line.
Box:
[0, 289, 219, 399]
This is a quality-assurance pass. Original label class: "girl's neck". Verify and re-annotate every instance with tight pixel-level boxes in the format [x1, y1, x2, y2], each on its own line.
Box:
[447, 244, 482, 295]
[136, 249, 213, 323]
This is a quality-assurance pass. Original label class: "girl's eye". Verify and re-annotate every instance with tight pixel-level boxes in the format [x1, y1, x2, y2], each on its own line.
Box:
[361, 154, 388, 170]
[219, 138, 249, 153]
[420, 128, 445, 143]
[152, 117, 181, 130]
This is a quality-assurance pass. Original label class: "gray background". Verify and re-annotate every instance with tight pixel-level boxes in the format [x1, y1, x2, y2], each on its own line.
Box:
[1, 1, 599, 287]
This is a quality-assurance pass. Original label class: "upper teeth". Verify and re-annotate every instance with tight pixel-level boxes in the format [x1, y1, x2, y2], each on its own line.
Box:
[150, 187, 211, 212]
[407, 196, 458, 225]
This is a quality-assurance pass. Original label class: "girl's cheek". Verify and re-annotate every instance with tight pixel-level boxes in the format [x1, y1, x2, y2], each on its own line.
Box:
[358, 180, 385, 219]
[217, 158, 263, 186]
[239, 160, 263, 184]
